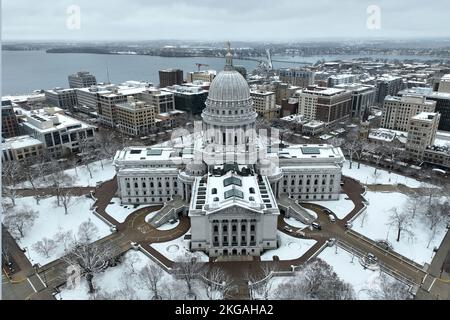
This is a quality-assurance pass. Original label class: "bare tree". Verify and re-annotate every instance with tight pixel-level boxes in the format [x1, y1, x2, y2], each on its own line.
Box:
[388, 207, 415, 242]
[343, 132, 359, 169]
[77, 219, 99, 244]
[49, 164, 73, 206]
[173, 252, 203, 299]
[138, 263, 164, 300]
[60, 190, 73, 215]
[2, 161, 21, 206]
[201, 266, 234, 300]
[32, 237, 58, 258]
[54, 228, 75, 252]
[63, 241, 118, 293]
[404, 194, 422, 220]
[247, 263, 278, 300]
[3, 206, 39, 240]
[373, 145, 387, 174]
[368, 274, 412, 300]
[423, 199, 446, 248]
[274, 259, 355, 300]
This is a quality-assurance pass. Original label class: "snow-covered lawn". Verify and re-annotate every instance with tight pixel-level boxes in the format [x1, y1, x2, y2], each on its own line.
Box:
[261, 232, 317, 261]
[18, 159, 116, 188]
[105, 197, 155, 223]
[56, 250, 212, 300]
[257, 246, 408, 300]
[342, 161, 424, 187]
[150, 231, 209, 262]
[352, 191, 447, 265]
[10, 196, 112, 265]
[310, 193, 355, 219]
[318, 246, 405, 299]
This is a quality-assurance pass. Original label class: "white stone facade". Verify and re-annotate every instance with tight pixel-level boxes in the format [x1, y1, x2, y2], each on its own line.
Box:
[113, 49, 344, 258]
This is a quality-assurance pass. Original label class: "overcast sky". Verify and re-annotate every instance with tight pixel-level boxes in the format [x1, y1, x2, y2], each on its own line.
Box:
[2, 0, 450, 41]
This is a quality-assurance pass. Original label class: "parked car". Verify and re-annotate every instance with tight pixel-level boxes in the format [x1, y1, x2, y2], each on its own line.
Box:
[328, 214, 336, 223]
[345, 221, 353, 229]
[327, 238, 336, 246]
[311, 222, 322, 230]
[367, 253, 378, 262]
[283, 225, 293, 233]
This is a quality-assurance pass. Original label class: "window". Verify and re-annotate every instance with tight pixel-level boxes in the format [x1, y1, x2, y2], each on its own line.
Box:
[212, 188, 217, 194]
[241, 224, 246, 232]
[223, 225, 228, 232]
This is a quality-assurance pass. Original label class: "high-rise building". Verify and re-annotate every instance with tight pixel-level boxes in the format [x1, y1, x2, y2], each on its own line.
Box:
[97, 82, 152, 127]
[162, 85, 208, 115]
[187, 70, 216, 83]
[398, 87, 450, 132]
[1, 135, 44, 164]
[279, 68, 315, 88]
[159, 69, 183, 88]
[45, 88, 78, 110]
[250, 89, 278, 120]
[114, 96, 157, 136]
[327, 74, 359, 87]
[438, 74, 450, 93]
[375, 76, 405, 104]
[335, 83, 376, 119]
[406, 112, 440, 160]
[18, 107, 96, 158]
[296, 86, 352, 125]
[280, 98, 299, 117]
[68, 71, 97, 88]
[2, 99, 20, 138]
[274, 82, 300, 105]
[381, 95, 436, 131]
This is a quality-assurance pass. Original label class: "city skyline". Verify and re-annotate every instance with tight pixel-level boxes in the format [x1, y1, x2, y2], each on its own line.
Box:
[3, 0, 450, 41]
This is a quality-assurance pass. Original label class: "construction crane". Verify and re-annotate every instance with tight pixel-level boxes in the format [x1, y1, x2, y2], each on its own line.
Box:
[195, 63, 209, 71]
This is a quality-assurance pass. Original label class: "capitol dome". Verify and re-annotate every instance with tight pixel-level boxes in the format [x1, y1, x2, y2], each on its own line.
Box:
[201, 42, 258, 149]
[207, 70, 250, 102]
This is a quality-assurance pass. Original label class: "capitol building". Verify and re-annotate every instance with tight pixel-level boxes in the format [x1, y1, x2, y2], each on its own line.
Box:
[113, 47, 345, 257]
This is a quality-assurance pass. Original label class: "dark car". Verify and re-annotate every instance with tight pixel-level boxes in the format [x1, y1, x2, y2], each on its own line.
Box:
[311, 222, 322, 230]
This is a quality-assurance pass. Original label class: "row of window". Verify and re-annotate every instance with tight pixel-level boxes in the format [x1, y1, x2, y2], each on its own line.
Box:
[125, 181, 178, 189]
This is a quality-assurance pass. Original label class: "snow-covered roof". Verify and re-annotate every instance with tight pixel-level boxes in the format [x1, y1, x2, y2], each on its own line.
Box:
[277, 144, 344, 161]
[411, 112, 439, 121]
[190, 169, 278, 215]
[17, 107, 95, 133]
[2, 135, 42, 150]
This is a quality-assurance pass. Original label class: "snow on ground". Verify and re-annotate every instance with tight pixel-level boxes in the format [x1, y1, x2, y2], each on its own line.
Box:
[318, 246, 403, 299]
[11, 196, 112, 265]
[150, 230, 209, 262]
[310, 193, 355, 219]
[352, 191, 447, 265]
[257, 246, 408, 300]
[261, 231, 317, 261]
[157, 220, 180, 231]
[19, 159, 116, 188]
[342, 161, 424, 187]
[284, 217, 308, 229]
[145, 211, 159, 223]
[105, 197, 155, 223]
[56, 250, 213, 300]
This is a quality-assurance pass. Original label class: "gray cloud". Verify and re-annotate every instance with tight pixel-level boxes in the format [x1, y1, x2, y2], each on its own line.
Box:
[2, 0, 449, 41]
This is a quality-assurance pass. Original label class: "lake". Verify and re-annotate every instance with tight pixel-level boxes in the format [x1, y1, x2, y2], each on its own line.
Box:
[2, 50, 448, 95]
